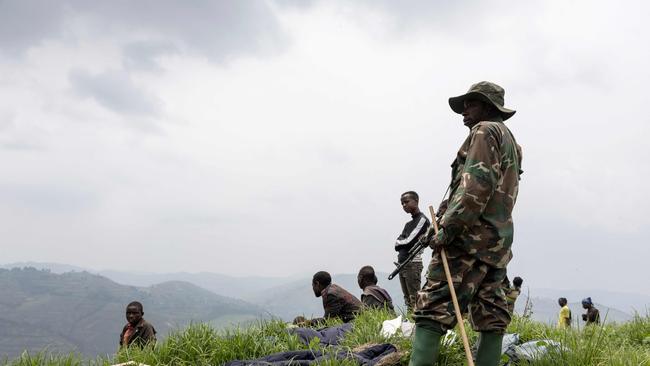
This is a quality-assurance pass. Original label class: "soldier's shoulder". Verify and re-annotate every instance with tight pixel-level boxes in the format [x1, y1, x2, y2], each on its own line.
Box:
[473, 121, 504, 134]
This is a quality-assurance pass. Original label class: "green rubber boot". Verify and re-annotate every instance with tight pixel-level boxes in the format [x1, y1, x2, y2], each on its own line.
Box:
[475, 332, 503, 366]
[408, 323, 443, 366]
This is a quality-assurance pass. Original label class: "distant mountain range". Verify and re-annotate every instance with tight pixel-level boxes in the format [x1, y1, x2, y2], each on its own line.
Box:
[2, 261, 647, 359]
[0, 267, 266, 359]
[1, 262, 408, 319]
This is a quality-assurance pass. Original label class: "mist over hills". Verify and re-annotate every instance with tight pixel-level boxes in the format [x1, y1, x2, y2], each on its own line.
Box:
[1, 261, 646, 359]
[1, 262, 300, 301]
[0, 267, 266, 359]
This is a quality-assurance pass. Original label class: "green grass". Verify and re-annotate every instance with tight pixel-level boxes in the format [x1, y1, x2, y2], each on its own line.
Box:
[3, 310, 649, 365]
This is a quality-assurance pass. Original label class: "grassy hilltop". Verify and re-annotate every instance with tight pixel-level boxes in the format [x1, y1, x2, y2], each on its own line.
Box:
[0, 268, 266, 358]
[3, 309, 649, 366]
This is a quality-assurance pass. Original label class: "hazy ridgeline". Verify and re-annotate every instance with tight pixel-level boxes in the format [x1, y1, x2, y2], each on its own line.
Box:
[2, 309, 649, 366]
[0, 268, 266, 358]
[1, 265, 647, 362]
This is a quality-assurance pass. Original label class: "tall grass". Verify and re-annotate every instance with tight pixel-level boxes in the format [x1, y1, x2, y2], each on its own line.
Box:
[3, 310, 649, 365]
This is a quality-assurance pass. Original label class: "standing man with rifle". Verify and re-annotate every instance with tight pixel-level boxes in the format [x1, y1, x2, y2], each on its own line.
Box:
[394, 191, 430, 312]
[409, 82, 522, 366]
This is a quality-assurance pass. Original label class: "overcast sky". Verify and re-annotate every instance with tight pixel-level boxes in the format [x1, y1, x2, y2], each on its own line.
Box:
[1, 0, 648, 296]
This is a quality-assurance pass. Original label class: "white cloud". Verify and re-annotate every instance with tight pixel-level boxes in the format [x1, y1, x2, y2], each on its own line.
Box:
[1, 0, 648, 296]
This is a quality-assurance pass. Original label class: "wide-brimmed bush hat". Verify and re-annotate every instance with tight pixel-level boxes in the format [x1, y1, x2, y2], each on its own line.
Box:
[448, 81, 516, 121]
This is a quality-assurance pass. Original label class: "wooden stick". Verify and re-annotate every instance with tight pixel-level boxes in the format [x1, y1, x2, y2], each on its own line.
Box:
[428, 205, 475, 366]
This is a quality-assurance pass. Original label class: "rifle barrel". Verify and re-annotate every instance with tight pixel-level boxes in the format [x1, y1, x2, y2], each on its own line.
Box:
[387, 241, 426, 280]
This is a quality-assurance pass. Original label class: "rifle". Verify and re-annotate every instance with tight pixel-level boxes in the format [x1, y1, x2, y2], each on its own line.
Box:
[387, 233, 430, 280]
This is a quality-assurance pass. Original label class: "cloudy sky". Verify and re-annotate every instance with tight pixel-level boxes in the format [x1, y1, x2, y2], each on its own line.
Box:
[1, 0, 648, 296]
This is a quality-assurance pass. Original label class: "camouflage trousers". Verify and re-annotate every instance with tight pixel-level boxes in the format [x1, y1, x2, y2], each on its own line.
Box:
[398, 261, 423, 312]
[414, 249, 511, 333]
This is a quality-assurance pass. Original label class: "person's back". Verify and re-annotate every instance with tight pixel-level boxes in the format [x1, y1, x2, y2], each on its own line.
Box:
[357, 265, 395, 313]
[311, 271, 362, 323]
[322, 283, 363, 322]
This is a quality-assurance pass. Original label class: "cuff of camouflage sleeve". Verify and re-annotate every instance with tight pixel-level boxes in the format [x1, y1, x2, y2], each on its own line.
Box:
[434, 228, 448, 246]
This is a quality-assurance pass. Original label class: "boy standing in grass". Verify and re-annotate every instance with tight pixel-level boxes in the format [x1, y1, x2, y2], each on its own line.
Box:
[557, 297, 572, 328]
[395, 191, 430, 312]
[120, 301, 156, 348]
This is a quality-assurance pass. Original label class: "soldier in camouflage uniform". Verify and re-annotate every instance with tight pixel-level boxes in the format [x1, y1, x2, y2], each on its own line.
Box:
[409, 82, 522, 366]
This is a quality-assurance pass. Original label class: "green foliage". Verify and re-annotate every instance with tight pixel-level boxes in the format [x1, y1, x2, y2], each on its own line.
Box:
[3, 310, 650, 366]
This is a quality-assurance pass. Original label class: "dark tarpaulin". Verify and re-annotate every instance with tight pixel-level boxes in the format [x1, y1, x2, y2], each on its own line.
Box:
[291, 323, 353, 346]
[224, 343, 397, 366]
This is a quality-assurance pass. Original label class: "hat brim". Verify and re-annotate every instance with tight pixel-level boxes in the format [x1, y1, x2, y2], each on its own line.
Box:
[449, 91, 516, 121]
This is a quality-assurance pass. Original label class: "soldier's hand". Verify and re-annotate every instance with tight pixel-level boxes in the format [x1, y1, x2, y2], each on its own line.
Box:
[419, 226, 436, 245]
[428, 229, 447, 251]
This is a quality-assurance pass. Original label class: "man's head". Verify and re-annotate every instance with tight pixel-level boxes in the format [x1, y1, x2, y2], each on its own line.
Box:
[558, 297, 567, 307]
[357, 265, 378, 289]
[400, 191, 420, 215]
[125, 301, 144, 325]
[461, 100, 500, 128]
[448, 81, 516, 128]
[312, 271, 332, 297]
[581, 297, 593, 309]
[513, 276, 523, 288]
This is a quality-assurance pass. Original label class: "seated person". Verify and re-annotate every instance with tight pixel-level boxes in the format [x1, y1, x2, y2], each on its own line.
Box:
[119, 301, 156, 348]
[357, 265, 395, 313]
[293, 271, 362, 326]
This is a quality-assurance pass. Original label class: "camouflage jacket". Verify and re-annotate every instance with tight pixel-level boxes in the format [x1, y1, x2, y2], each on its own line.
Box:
[321, 283, 362, 322]
[439, 120, 522, 268]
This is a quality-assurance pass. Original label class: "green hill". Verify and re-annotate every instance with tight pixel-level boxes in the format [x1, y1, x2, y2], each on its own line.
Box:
[2, 308, 649, 365]
[0, 268, 267, 359]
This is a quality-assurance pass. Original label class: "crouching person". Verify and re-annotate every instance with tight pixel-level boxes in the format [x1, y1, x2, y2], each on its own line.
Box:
[357, 265, 395, 314]
[120, 301, 156, 348]
[293, 271, 362, 326]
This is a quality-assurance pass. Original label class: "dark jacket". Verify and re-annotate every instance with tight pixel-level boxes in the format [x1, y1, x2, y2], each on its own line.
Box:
[119, 319, 156, 348]
[321, 283, 362, 323]
[395, 212, 430, 263]
[361, 285, 395, 313]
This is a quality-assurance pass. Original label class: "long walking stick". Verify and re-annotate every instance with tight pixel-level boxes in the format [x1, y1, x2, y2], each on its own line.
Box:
[428, 205, 474, 366]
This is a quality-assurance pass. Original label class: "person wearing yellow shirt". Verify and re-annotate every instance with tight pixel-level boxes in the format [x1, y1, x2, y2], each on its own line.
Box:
[557, 297, 571, 328]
